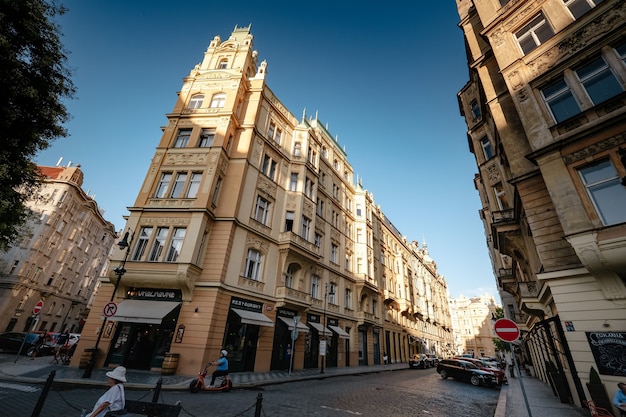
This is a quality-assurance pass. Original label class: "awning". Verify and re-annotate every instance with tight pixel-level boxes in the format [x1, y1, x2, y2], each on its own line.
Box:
[231, 308, 274, 327]
[108, 300, 180, 324]
[278, 317, 310, 333]
[308, 322, 332, 336]
[328, 325, 350, 339]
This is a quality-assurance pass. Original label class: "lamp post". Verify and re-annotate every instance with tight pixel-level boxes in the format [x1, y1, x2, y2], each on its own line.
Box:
[320, 282, 335, 374]
[82, 229, 133, 378]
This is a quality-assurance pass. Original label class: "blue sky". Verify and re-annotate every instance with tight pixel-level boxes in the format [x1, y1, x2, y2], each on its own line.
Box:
[36, 1, 498, 300]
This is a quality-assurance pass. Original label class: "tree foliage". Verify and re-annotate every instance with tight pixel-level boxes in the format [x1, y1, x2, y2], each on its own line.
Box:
[0, 0, 75, 251]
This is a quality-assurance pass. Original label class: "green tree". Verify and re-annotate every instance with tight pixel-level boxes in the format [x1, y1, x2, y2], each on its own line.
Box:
[491, 306, 511, 352]
[0, 0, 74, 251]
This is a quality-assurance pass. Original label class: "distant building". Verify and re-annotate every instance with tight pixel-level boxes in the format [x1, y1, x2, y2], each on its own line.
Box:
[456, 0, 626, 410]
[450, 294, 500, 358]
[0, 163, 116, 334]
[76, 25, 454, 375]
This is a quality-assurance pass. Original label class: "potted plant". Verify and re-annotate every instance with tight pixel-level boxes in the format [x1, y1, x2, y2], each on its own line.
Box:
[586, 366, 613, 412]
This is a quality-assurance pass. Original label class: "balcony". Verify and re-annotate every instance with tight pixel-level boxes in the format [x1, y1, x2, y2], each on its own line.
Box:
[275, 286, 310, 308]
[112, 262, 201, 301]
[357, 311, 378, 327]
[491, 209, 522, 253]
[278, 231, 321, 258]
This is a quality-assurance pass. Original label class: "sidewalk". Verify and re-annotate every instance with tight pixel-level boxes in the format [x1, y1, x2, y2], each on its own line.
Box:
[495, 371, 589, 417]
[0, 355, 592, 416]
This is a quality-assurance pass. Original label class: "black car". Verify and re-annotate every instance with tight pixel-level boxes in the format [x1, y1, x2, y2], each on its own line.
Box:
[0, 332, 39, 355]
[436, 358, 498, 387]
[409, 353, 430, 369]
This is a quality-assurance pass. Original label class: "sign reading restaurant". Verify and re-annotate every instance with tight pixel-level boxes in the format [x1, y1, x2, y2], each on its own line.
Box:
[230, 297, 263, 313]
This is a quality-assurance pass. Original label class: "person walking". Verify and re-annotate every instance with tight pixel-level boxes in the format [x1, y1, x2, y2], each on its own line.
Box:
[84, 366, 126, 417]
[53, 328, 70, 364]
[31, 329, 49, 360]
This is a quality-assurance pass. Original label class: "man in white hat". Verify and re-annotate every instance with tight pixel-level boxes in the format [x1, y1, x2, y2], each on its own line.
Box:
[85, 366, 126, 417]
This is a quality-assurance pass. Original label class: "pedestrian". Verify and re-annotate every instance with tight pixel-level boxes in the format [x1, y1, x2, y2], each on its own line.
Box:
[208, 349, 229, 388]
[613, 382, 626, 416]
[31, 329, 49, 360]
[53, 328, 70, 364]
[285, 343, 292, 371]
[84, 366, 126, 417]
[383, 352, 389, 365]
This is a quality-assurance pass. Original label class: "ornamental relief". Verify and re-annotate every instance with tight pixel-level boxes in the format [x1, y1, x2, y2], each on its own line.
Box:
[303, 201, 314, 218]
[331, 229, 340, 241]
[217, 153, 229, 175]
[139, 217, 190, 226]
[486, 163, 501, 185]
[246, 235, 268, 252]
[165, 152, 209, 165]
[286, 195, 297, 211]
[528, 2, 626, 79]
[563, 133, 626, 164]
[257, 177, 277, 198]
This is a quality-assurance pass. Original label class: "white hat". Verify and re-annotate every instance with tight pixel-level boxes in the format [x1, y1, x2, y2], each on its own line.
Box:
[221, 349, 228, 356]
[106, 366, 127, 382]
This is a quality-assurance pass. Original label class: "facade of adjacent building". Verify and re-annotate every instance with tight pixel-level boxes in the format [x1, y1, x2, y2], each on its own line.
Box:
[74, 26, 454, 376]
[456, 0, 626, 411]
[0, 163, 117, 334]
[451, 294, 500, 358]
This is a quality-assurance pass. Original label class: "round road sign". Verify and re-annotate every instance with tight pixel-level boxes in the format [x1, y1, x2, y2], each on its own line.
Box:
[103, 302, 118, 318]
[33, 300, 44, 315]
[494, 318, 520, 342]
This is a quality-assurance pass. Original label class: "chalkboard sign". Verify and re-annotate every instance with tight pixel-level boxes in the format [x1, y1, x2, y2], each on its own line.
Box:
[586, 332, 626, 376]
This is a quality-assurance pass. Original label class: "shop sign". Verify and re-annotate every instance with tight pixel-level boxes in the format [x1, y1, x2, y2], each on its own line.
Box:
[127, 287, 181, 301]
[230, 296, 263, 312]
[586, 332, 626, 376]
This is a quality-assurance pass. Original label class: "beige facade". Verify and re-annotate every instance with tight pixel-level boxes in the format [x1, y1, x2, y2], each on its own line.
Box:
[75, 25, 454, 376]
[456, 0, 626, 411]
[452, 294, 500, 358]
[0, 163, 116, 334]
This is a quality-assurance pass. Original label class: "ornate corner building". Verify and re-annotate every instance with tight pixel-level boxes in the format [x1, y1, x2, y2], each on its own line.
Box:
[456, 0, 626, 409]
[75, 25, 454, 376]
[0, 163, 117, 334]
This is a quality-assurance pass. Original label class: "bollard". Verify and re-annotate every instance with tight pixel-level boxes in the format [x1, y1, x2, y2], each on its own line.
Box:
[254, 393, 263, 417]
[31, 370, 55, 417]
[152, 377, 163, 403]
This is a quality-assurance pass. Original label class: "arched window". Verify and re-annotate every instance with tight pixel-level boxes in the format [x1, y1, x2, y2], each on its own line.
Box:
[188, 94, 204, 109]
[244, 249, 262, 280]
[210, 93, 226, 108]
[218, 59, 228, 69]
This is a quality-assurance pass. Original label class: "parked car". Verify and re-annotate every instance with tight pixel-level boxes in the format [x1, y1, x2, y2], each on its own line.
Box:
[456, 356, 507, 385]
[436, 358, 499, 387]
[408, 353, 430, 369]
[427, 354, 439, 367]
[0, 332, 39, 355]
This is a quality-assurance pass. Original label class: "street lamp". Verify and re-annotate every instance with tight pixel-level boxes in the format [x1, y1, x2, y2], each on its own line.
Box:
[320, 282, 335, 374]
[82, 229, 133, 378]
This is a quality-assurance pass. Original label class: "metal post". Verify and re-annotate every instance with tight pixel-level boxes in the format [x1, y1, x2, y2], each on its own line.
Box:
[151, 378, 162, 403]
[83, 230, 133, 378]
[510, 342, 533, 417]
[254, 393, 263, 417]
[321, 284, 328, 374]
[31, 370, 55, 417]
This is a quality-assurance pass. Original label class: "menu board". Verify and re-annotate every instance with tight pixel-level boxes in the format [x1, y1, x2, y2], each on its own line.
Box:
[586, 332, 626, 376]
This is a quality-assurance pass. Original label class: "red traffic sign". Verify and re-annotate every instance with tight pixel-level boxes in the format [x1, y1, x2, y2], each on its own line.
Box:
[33, 300, 44, 315]
[494, 318, 520, 342]
[103, 302, 118, 318]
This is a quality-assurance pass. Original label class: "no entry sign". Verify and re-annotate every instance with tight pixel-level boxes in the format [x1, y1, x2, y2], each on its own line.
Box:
[494, 318, 520, 342]
[33, 300, 44, 315]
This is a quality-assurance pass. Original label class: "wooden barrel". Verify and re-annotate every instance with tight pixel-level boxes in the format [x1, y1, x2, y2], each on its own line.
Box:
[79, 348, 97, 369]
[161, 353, 180, 375]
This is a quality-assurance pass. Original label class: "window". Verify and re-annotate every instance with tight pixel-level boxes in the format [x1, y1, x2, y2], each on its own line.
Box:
[316, 198, 324, 217]
[305, 177, 315, 199]
[285, 265, 295, 288]
[515, 13, 554, 55]
[470, 99, 481, 120]
[311, 275, 320, 299]
[579, 159, 626, 225]
[261, 154, 277, 180]
[293, 142, 302, 157]
[331, 243, 338, 263]
[170, 173, 187, 198]
[155, 173, 172, 198]
[188, 94, 204, 109]
[186, 173, 202, 198]
[132, 227, 153, 261]
[356, 204, 362, 217]
[199, 129, 215, 147]
[329, 283, 337, 304]
[211, 177, 222, 206]
[307, 146, 317, 165]
[314, 233, 322, 249]
[254, 196, 271, 224]
[174, 129, 192, 148]
[268, 121, 282, 144]
[285, 211, 294, 232]
[244, 249, 262, 280]
[541, 77, 581, 123]
[618, 42, 626, 65]
[210, 93, 226, 108]
[218, 59, 228, 69]
[289, 173, 298, 191]
[301, 216, 311, 240]
[481, 137, 494, 160]
[345, 289, 352, 309]
[149, 227, 168, 261]
[575, 57, 623, 105]
[165, 228, 186, 262]
[564, 0, 606, 19]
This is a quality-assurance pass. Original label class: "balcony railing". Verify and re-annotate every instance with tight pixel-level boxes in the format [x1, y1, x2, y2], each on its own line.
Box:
[278, 231, 320, 257]
[275, 286, 310, 306]
[492, 209, 515, 224]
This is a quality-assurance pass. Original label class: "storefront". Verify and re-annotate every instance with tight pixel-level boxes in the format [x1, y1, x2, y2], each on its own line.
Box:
[271, 309, 309, 371]
[304, 313, 332, 369]
[326, 318, 350, 367]
[223, 297, 274, 372]
[106, 288, 181, 370]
